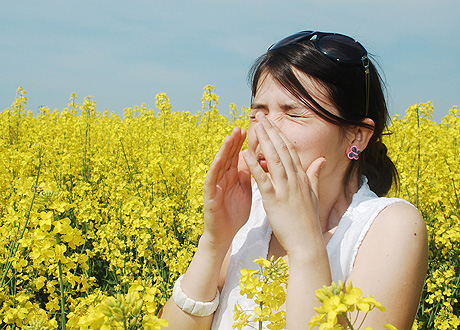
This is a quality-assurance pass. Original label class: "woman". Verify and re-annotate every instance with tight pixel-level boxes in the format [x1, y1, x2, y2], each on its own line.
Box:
[160, 31, 428, 330]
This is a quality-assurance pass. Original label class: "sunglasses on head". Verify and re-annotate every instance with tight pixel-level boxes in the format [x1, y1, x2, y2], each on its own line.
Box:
[269, 31, 370, 116]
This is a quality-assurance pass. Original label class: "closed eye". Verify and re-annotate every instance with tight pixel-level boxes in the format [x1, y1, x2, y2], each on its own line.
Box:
[249, 105, 267, 119]
[281, 103, 310, 118]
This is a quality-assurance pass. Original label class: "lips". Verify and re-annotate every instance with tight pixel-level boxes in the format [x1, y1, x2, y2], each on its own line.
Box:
[257, 153, 269, 172]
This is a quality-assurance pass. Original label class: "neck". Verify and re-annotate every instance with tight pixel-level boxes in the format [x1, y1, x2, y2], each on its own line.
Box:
[318, 174, 360, 234]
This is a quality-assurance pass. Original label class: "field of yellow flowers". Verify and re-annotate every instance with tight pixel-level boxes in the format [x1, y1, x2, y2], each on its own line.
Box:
[0, 86, 458, 330]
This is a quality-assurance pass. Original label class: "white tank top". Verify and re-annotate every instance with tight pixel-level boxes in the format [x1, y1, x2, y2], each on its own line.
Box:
[211, 178, 411, 330]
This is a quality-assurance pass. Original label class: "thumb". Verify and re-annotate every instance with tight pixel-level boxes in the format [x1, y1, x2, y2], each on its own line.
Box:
[306, 157, 326, 197]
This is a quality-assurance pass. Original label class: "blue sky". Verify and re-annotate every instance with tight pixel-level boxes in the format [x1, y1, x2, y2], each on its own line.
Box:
[1, 0, 459, 122]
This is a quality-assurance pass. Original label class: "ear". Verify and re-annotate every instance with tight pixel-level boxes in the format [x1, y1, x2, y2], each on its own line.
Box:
[349, 118, 375, 152]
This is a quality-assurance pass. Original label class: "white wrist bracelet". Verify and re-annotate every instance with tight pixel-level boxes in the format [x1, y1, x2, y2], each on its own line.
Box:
[172, 275, 220, 317]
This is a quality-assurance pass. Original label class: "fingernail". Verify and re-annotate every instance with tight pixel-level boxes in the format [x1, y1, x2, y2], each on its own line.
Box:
[241, 149, 250, 160]
[255, 111, 265, 118]
[256, 122, 265, 132]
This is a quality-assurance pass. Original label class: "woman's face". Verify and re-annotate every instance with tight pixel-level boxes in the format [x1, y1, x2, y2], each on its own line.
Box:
[248, 72, 352, 178]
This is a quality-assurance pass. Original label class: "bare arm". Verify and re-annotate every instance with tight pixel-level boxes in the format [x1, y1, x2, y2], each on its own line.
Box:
[346, 202, 428, 329]
[282, 202, 427, 330]
[160, 238, 231, 330]
[161, 127, 252, 330]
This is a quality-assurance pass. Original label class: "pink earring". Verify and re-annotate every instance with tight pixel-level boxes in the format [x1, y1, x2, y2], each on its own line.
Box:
[347, 145, 361, 160]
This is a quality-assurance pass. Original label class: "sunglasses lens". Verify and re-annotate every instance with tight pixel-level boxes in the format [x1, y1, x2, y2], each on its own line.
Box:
[316, 34, 367, 63]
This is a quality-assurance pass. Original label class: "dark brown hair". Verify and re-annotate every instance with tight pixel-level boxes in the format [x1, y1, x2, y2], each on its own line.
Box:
[249, 40, 398, 196]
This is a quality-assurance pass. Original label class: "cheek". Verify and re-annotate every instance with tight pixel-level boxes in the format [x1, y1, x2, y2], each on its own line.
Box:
[287, 131, 326, 160]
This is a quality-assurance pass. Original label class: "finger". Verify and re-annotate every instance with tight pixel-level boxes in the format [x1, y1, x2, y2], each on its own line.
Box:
[241, 150, 275, 198]
[204, 127, 247, 199]
[205, 131, 236, 186]
[254, 115, 288, 180]
[229, 129, 250, 190]
[216, 127, 244, 179]
[222, 127, 245, 171]
[266, 119, 304, 173]
[256, 113, 305, 179]
[204, 137, 228, 198]
[238, 151, 252, 192]
[230, 128, 247, 169]
[306, 157, 326, 198]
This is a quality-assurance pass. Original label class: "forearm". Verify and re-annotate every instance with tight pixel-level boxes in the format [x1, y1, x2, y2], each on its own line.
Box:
[285, 248, 332, 330]
[161, 233, 230, 330]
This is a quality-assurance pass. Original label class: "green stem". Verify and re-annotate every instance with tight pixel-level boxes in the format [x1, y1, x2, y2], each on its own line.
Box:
[120, 140, 133, 183]
[0, 148, 42, 288]
[342, 313, 355, 330]
[259, 302, 263, 330]
[356, 310, 370, 330]
[82, 120, 91, 182]
[123, 307, 128, 330]
[58, 259, 66, 329]
[132, 301, 143, 328]
[120, 139, 142, 199]
[416, 107, 421, 209]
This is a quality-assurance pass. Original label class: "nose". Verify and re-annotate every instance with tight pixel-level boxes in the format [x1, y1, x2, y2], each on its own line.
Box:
[254, 111, 280, 123]
[262, 112, 283, 128]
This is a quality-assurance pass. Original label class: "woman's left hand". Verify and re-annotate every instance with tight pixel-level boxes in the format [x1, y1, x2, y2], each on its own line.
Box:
[242, 112, 326, 257]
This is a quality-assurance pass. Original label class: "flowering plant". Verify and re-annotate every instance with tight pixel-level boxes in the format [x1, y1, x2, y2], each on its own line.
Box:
[233, 256, 288, 330]
[234, 257, 397, 330]
[309, 281, 396, 330]
[76, 283, 168, 330]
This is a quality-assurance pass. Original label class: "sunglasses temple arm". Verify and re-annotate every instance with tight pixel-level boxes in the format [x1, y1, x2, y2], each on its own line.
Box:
[365, 69, 370, 116]
[362, 56, 370, 117]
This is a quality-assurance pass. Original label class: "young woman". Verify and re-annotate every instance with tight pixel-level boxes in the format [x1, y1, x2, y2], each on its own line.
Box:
[160, 31, 428, 330]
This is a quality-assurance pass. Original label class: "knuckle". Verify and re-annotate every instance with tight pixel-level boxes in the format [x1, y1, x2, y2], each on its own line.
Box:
[279, 142, 289, 153]
[259, 174, 271, 185]
[286, 140, 296, 152]
[271, 155, 283, 165]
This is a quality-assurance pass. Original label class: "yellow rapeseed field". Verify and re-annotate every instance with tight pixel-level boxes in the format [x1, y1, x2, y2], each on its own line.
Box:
[0, 86, 458, 330]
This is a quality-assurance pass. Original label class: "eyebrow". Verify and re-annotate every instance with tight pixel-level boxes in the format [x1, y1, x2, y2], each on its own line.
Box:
[250, 101, 303, 111]
[280, 102, 302, 111]
[250, 102, 265, 110]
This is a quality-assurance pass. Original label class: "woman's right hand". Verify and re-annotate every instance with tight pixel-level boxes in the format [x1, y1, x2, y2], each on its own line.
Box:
[161, 127, 251, 330]
[202, 126, 252, 249]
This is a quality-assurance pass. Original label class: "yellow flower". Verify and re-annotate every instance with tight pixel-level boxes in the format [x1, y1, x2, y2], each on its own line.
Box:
[358, 297, 385, 313]
[143, 315, 169, 330]
[310, 281, 388, 330]
[318, 296, 347, 323]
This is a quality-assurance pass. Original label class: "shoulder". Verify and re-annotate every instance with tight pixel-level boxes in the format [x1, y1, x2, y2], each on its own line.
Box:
[347, 201, 428, 328]
[351, 199, 428, 271]
[373, 200, 427, 239]
[350, 199, 428, 285]
[358, 199, 427, 256]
